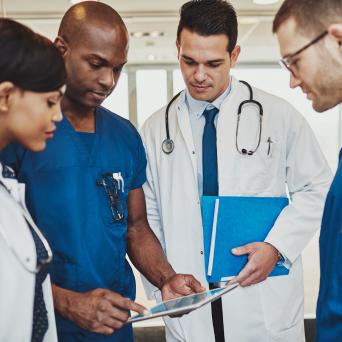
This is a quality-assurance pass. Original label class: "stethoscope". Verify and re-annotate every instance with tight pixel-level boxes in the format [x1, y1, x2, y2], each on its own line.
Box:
[162, 80, 263, 156]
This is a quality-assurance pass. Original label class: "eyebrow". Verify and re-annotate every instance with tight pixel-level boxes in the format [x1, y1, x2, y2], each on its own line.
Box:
[113, 62, 127, 69]
[86, 54, 127, 69]
[87, 54, 109, 64]
[181, 54, 225, 64]
[283, 30, 328, 60]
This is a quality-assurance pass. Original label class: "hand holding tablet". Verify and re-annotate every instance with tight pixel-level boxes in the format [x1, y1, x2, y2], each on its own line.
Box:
[128, 283, 238, 323]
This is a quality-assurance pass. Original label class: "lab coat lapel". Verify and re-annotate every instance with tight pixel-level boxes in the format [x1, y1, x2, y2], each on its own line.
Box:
[216, 78, 248, 195]
[176, 98, 198, 183]
[0, 171, 37, 272]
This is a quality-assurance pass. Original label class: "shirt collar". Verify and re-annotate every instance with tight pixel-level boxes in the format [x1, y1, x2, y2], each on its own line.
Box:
[185, 77, 232, 119]
[0, 163, 22, 202]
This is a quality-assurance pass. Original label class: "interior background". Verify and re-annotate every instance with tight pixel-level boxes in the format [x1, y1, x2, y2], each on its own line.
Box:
[2, 0, 341, 326]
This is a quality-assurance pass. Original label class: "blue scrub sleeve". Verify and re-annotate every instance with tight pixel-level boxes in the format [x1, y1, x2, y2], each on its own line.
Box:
[130, 131, 147, 190]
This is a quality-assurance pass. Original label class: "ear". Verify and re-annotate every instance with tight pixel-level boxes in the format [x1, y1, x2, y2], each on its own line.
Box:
[54, 36, 69, 57]
[0, 81, 15, 112]
[176, 39, 180, 60]
[328, 24, 342, 52]
[230, 45, 241, 68]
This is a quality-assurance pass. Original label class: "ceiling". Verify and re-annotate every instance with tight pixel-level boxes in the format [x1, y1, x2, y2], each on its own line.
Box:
[0, 0, 284, 65]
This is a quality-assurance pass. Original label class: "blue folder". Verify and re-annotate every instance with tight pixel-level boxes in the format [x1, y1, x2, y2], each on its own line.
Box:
[202, 196, 289, 283]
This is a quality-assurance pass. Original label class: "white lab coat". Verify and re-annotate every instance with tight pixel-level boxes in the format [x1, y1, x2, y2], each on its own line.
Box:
[140, 77, 332, 342]
[0, 164, 57, 342]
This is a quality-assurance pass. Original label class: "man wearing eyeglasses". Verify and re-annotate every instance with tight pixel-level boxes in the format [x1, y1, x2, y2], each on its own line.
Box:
[273, 1, 342, 341]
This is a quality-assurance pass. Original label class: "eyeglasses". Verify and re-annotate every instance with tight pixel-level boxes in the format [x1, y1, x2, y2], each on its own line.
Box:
[280, 30, 328, 77]
[97, 173, 124, 222]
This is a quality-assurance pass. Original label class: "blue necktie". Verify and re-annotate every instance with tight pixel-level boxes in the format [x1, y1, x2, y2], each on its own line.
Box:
[202, 106, 226, 342]
[28, 224, 49, 342]
[202, 107, 219, 196]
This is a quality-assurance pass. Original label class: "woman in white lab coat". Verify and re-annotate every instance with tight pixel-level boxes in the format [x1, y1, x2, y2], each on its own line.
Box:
[141, 76, 332, 341]
[0, 19, 65, 341]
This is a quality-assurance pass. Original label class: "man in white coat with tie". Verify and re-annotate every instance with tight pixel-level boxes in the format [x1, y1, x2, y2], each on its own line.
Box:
[140, 1, 332, 341]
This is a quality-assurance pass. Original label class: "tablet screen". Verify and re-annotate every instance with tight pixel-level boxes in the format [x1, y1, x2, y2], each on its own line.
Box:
[150, 287, 226, 313]
[128, 284, 238, 323]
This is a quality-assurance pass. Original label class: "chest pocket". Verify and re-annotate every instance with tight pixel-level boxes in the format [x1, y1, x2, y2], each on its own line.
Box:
[97, 171, 132, 228]
[238, 137, 279, 195]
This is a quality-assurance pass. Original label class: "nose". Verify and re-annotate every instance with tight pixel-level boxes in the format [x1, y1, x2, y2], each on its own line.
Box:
[99, 68, 115, 91]
[289, 72, 301, 89]
[52, 105, 63, 123]
[193, 65, 207, 83]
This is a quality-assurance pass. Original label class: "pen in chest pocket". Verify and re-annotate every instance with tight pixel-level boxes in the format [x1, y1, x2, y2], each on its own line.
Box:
[113, 172, 125, 192]
[267, 137, 273, 156]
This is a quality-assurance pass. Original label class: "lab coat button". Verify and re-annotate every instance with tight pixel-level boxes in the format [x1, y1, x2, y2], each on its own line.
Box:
[200, 251, 203, 255]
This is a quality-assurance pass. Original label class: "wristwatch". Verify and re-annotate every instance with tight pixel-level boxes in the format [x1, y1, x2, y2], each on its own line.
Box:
[277, 250, 286, 266]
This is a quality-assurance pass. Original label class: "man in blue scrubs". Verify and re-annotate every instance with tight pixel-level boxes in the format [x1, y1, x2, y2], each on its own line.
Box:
[0, 2, 204, 341]
[273, 1, 342, 341]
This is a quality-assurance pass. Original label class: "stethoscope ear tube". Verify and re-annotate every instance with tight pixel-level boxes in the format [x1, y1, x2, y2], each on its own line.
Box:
[236, 86, 263, 155]
[238, 99, 263, 116]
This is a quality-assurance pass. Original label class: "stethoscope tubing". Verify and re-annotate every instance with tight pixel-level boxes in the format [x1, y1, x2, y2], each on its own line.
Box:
[162, 80, 263, 156]
[162, 90, 182, 154]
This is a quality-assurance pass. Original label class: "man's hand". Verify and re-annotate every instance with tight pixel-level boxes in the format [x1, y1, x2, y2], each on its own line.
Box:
[161, 274, 205, 301]
[53, 286, 146, 335]
[229, 242, 279, 287]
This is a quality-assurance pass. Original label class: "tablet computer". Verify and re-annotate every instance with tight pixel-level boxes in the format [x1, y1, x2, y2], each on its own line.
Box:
[127, 283, 238, 323]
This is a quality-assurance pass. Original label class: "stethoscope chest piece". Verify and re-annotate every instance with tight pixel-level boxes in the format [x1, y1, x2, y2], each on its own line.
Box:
[162, 138, 174, 154]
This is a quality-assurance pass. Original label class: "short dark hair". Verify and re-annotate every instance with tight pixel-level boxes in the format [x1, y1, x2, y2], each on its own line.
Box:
[0, 18, 66, 92]
[177, 0, 238, 53]
[273, 0, 342, 36]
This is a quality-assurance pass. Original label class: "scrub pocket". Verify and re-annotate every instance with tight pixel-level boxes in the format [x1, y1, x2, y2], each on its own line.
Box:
[97, 171, 132, 227]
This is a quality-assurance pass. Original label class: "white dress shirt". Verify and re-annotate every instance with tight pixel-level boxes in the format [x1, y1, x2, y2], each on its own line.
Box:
[186, 78, 232, 196]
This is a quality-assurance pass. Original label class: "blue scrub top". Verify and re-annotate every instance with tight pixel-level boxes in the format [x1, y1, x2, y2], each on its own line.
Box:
[316, 149, 342, 342]
[0, 107, 147, 341]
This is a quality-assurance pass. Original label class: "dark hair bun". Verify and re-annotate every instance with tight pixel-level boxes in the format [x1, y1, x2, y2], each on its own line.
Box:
[0, 18, 66, 92]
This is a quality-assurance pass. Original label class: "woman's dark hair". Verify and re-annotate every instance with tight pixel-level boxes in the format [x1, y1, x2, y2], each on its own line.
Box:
[0, 18, 66, 92]
[177, 0, 238, 54]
